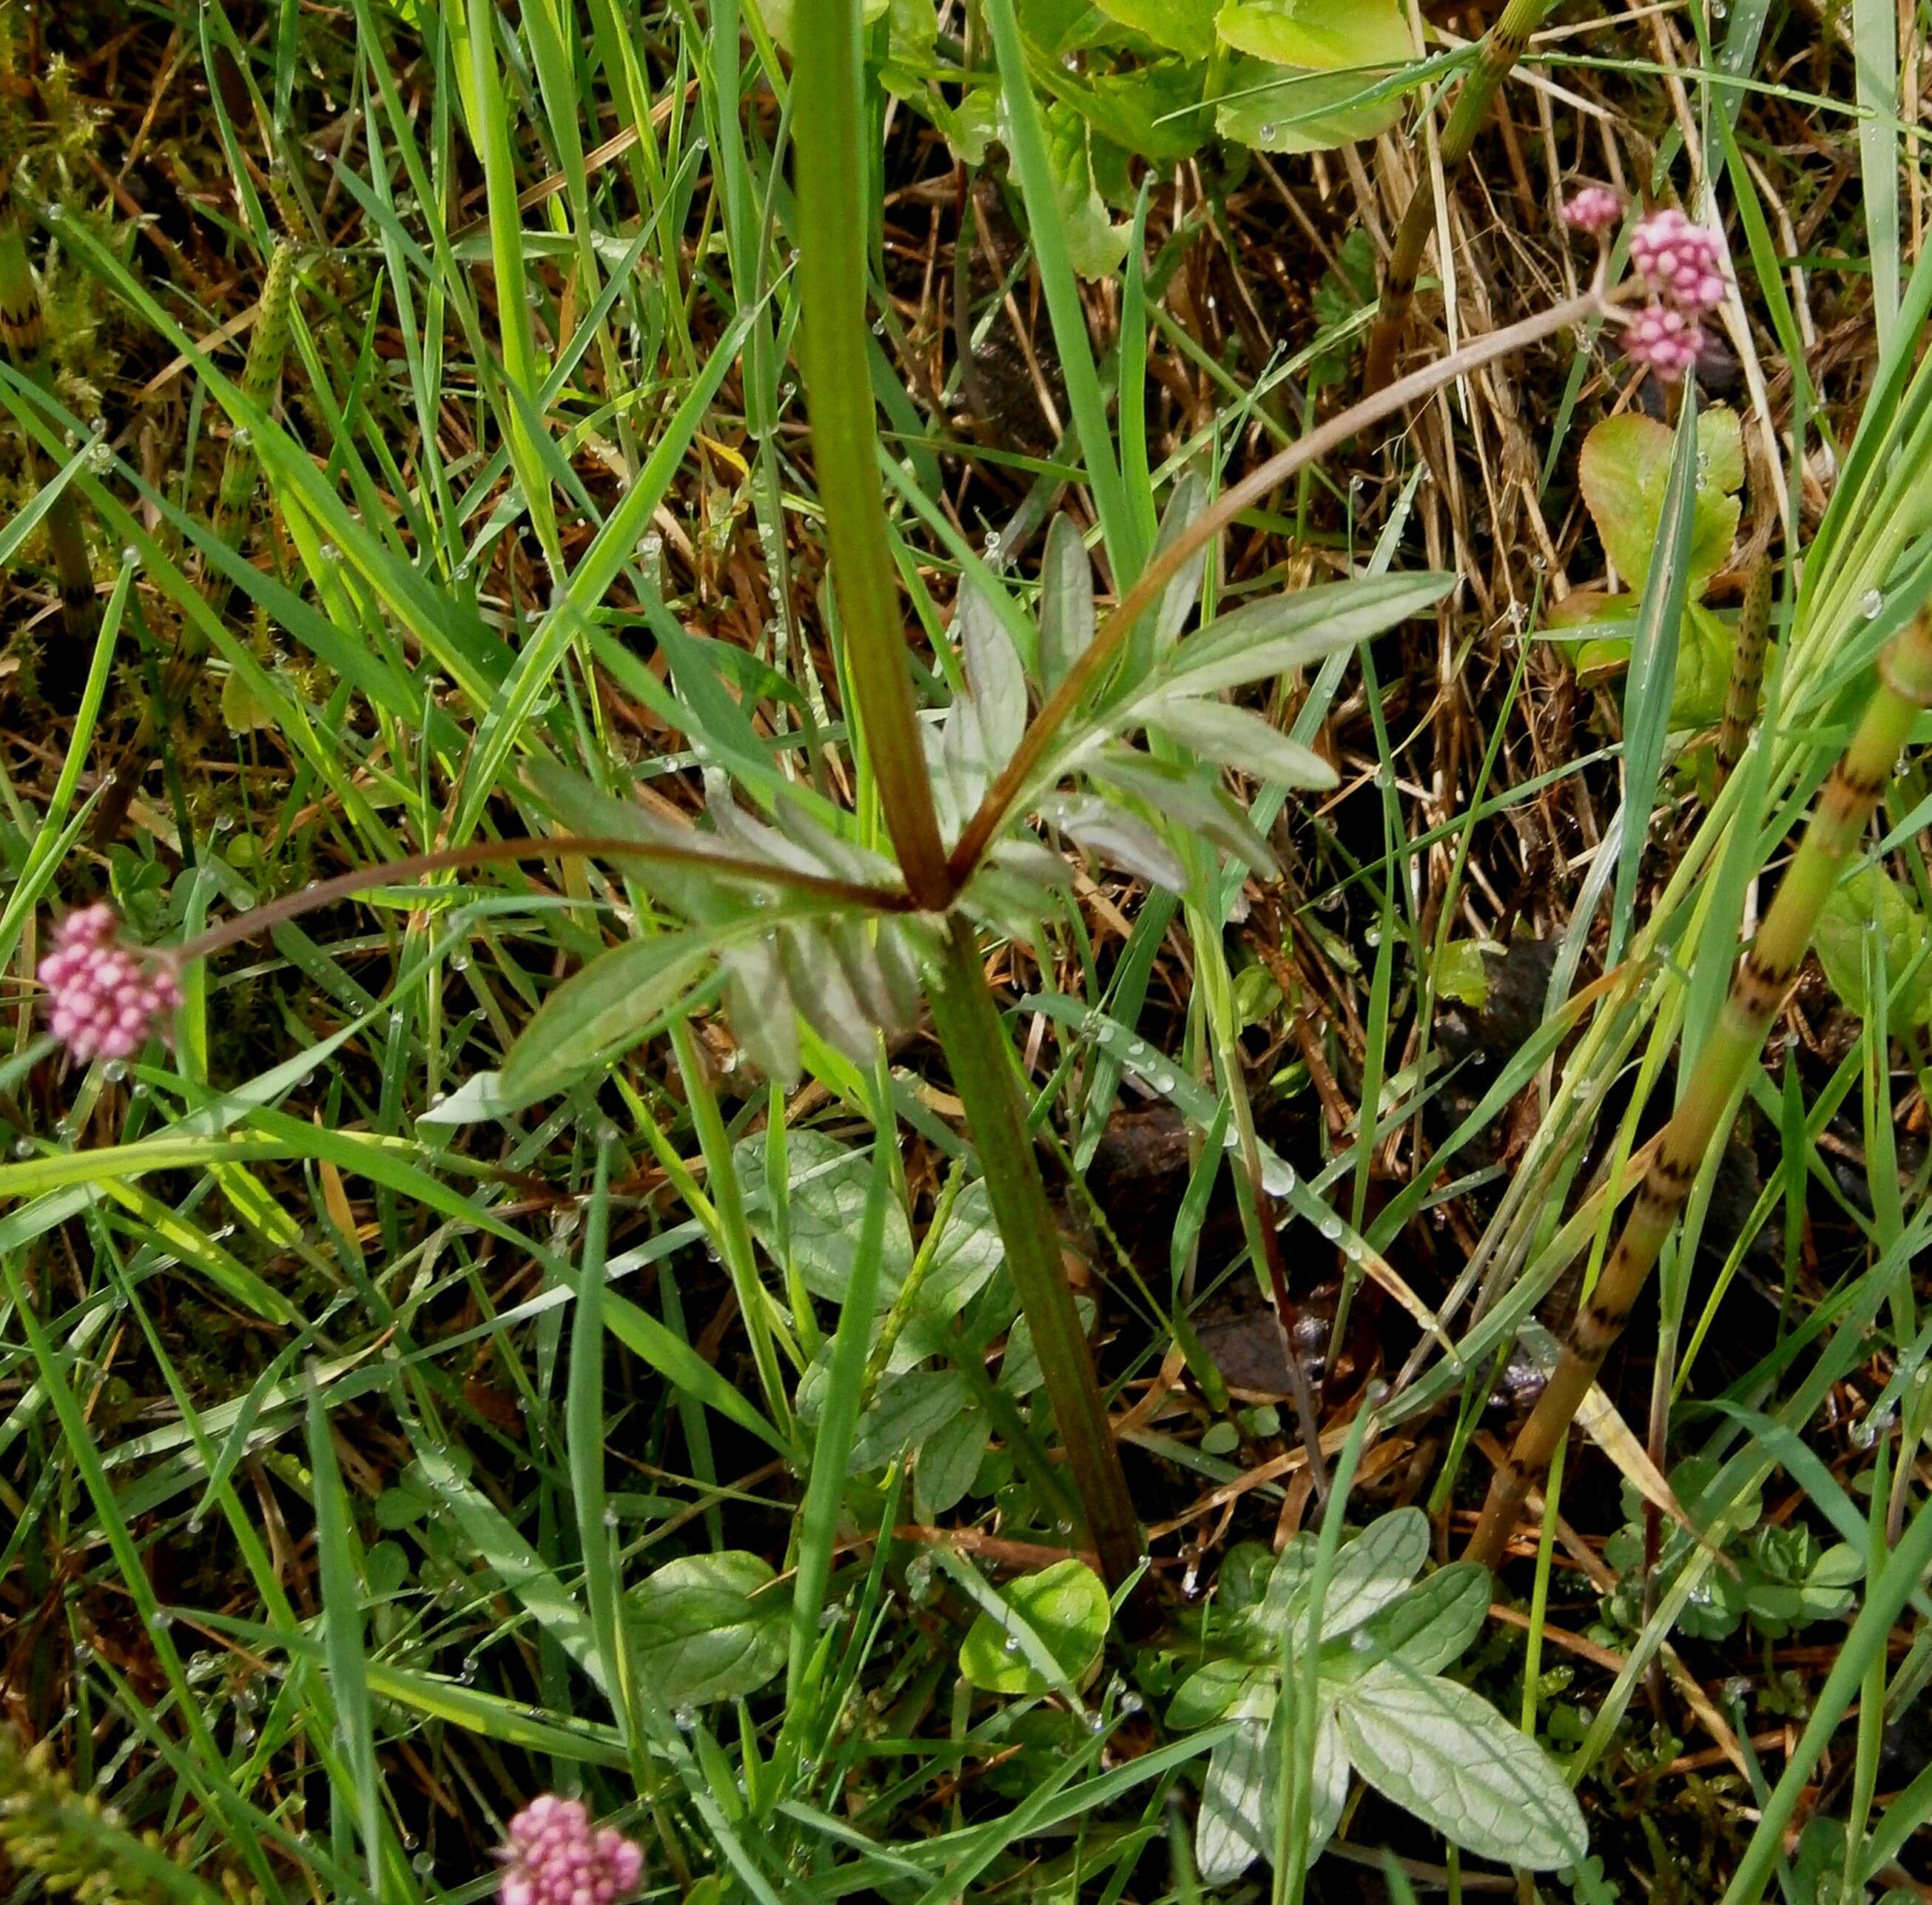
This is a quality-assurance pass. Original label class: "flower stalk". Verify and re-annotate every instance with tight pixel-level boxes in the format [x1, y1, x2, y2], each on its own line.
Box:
[789, 0, 951, 912]
[789, 0, 1147, 1590]
[1465, 605, 1932, 1568]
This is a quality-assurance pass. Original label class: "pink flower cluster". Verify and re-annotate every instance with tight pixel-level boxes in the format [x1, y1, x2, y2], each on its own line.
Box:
[497, 1796, 643, 1905]
[1626, 206, 1727, 382]
[1629, 207, 1728, 315]
[37, 904, 181, 1064]
[1561, 188, 1731, 383]
[1622, 303, 1704, 381]
[1562, 185, 1622, 235]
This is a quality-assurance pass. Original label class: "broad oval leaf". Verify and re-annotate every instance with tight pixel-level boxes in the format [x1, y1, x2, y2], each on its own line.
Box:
[1217, 0, 1413, 75]
[1095, 0, 1218, 58]
[958, 1557, 1111, 1695]
[1170, 1659, 1270, 1730]
[499, 934, 710, 1106]
[1335, 1664, 1588, 1870]
[1195, 1700, 1273, 1883]
[1216, 56, 1407, 152]
[630, 1550, 790, 1707]
[1578, 407, 1743, 595]
[1815, 864, 1932, 1027]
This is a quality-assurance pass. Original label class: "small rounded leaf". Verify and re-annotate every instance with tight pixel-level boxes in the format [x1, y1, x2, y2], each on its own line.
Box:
[958, 1558, 1111, 1695]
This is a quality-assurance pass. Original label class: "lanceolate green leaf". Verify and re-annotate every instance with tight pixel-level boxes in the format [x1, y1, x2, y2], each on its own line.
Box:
[1141, 693, 1338, 787]
[498, 934, 712, 1107]
[1610, 386, 1702, 960]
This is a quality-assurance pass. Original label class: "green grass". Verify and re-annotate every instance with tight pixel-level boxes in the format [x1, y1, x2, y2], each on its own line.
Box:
[2, 1, 1931, 1902]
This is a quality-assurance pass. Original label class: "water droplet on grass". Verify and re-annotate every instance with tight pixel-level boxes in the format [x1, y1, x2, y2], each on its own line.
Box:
[1862, 589, 1884, 619]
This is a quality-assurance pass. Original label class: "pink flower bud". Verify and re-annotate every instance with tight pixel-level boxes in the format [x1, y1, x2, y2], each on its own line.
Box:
[1562, 185, 1622, 235]
[37, 906, 181, 1066]
[1623, 301, 1703, 382]
[496, 1796, 643, 1905]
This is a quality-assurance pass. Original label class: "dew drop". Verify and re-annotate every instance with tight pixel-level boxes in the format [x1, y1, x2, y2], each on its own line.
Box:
[12, 1137, 33, 1159]
[1003, 1633, 1021, 1654]
[1862, 589, 1884, 620]
[1258, 123, 1276, 141]
[673, 1704, 699, 1730]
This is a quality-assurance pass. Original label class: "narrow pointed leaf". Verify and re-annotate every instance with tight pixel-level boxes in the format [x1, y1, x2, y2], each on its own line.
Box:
[1143, 693, 1338, 788]
[500, 935, 710, 1106]
[1039, 512, 1097, 693]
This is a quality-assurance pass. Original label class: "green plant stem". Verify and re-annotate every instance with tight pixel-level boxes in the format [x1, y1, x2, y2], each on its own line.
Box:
[790, 0, 950, 910]
[1465, 606, 1932, 1569]
[928, 912, 1146, 1594]
[788, 0, 1145, 1596]
[1362, 0, 1554, 394]
[1714, 557, 1771, 788]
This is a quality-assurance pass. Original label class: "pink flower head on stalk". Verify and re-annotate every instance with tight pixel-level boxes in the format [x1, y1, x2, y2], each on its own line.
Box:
[1623, 303, 1704, 382]
[37, 904, 181, 1064]
[1629, 206, 1728, 313]
[497, 1796, 643, 1905]
[1562, 185, 1623, 235]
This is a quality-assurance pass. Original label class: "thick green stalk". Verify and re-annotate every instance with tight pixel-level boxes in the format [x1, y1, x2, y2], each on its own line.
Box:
[790, 0, 950, 910]
[929, 914, 1146, 1592]
[0, 194, 95, 704]
[786, 0, 1145, 1591]
[1714, 557, 1771, 788]
[1362, 0, 1553, 394]
[1465, 607, 1932, 1568]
